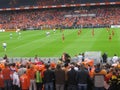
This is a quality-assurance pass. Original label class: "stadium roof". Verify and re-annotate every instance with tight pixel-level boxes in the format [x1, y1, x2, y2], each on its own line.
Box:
[0, 0, 120, 11]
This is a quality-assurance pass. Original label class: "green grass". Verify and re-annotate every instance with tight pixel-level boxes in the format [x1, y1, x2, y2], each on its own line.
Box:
[0, 28, 120, 57]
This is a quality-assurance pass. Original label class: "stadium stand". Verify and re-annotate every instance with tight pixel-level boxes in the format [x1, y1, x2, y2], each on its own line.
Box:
[0, 5, 120, 29]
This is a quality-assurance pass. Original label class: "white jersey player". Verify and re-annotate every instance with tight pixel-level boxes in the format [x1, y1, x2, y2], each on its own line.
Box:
[2, 42, 7, 51]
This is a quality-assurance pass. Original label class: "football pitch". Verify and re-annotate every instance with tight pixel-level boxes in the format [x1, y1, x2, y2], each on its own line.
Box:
[0, 28, 120, 57]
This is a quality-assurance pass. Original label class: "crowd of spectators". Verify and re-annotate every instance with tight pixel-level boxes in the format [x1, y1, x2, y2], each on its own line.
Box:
[0, 53, 120, 90]
[0, 5, 120, 30]
[75, 5, 120, 28]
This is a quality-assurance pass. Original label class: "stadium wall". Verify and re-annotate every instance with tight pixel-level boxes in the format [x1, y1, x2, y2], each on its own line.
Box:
[0, 29, 5, 32]
[111, 25, 120, 28]
[5, 29, 16, 32]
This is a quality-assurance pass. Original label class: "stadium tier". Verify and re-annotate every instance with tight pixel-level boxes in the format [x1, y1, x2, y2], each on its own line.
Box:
[0, 5, 120, 29]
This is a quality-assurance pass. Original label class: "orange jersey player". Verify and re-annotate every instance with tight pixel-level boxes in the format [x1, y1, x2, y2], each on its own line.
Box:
[78, 29, 81, 36]
[109, 34, 112, 41]
[106, 27, 110, 32]
[112, 30, 114, 36]
[92, 28, 94, 36]
[62, 34, 65, 41]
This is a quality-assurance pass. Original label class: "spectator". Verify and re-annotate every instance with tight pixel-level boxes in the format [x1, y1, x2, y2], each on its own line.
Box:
[18, 65, 27, 77]
[55, 64, 65, 90]
[61, 52, 71, 64]
[77, 64, 91, 90]
[102, 53, 108, 63]
[50, 62, 56, 90]
[20, 71, 30, 90]
[112, 54, 119, 64]
[93, 63, 107, 90]
[109, 72, 118, 90]
[43, 64, 55, 90]
[2, 63, 12, 90]
[67, 63, 77, 90]
[26, 65, 36, 90]
[3, 54, 8, 63]
[35, 65, 43, 90]
[62, 63, 70, 90]
[0, 68, 4, 90]
[12, 69, 20, 90]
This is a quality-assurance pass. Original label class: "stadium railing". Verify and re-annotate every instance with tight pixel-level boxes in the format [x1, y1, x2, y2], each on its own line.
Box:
[0, 56, 113, 65]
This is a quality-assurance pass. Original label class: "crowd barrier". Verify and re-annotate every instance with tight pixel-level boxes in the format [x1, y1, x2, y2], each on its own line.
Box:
[0, 57, 60, 63]
[0, 56, 113, 65]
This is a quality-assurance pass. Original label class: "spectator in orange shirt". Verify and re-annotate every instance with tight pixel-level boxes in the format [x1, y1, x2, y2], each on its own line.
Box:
[2, 63, 12, 90]
[0, 68, 4, 90]
[20, 71, 30, 90]
[27, 65, 36, 90]
[105, 68, 113, 83]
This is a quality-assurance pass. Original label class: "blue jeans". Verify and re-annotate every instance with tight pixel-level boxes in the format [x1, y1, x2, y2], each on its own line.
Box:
[94, 87, 105, 90]
[4, 79, 12, 90]
[56, 84, 64, 90]
[78, 84, 87, 90]
[44, 82, 53, 90]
